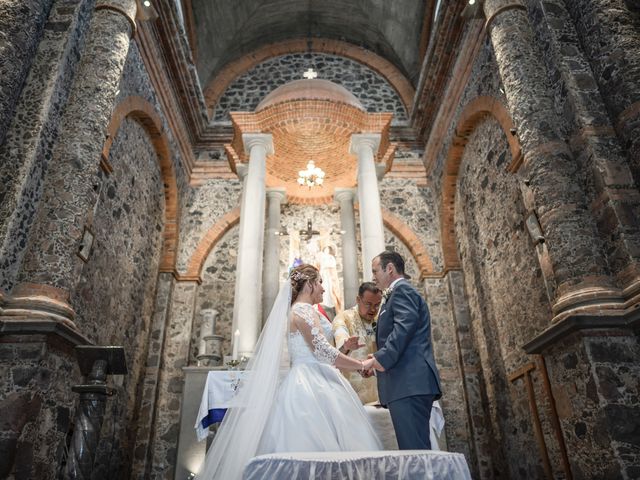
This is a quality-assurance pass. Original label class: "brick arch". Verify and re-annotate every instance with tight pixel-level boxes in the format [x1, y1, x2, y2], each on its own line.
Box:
[441, 96, 522, 269]
[382, 208, 435, 279]
[203, 38, 415, 117]
[184, 206, 431, 280]
[184, 207, 241, 280]
[102, 96, 180, 272]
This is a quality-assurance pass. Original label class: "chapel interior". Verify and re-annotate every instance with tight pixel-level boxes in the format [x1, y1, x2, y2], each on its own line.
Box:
[1, 0, 639, 478]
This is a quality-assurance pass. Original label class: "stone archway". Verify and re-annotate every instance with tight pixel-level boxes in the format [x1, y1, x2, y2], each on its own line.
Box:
[103, 96, 180, 273]
[441, 96, 521, 270]
[381, 208, 435, 278]
[183, 207, 241, 281]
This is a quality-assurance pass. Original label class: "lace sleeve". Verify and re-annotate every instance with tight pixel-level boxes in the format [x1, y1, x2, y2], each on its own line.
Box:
[292, 304, 339, 365]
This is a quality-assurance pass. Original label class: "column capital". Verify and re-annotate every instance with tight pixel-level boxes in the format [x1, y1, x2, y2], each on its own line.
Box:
[349, 133, 381, 155]
[483, 0, 527, 26]
[236, 163, 248, 180]
[96, 0, 137, 35]
[266, 187, 287, 203]
[242, 133, 274, 155]
[334, 188, 356, 203]
[375, 163, 387, 181]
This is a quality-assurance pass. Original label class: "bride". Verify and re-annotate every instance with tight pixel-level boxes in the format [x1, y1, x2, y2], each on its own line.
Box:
[196, 264, 383, 479]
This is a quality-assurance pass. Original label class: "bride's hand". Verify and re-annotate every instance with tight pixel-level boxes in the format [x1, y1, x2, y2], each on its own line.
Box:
[359, 357, 376, 376]
[342, 336, 365, 352]
[364, 354, 385, 372]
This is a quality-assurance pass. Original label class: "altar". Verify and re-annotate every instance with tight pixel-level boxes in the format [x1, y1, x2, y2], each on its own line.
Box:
[243, 450, 471, 479]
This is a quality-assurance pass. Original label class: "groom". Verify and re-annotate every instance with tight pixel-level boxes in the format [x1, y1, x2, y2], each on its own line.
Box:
[368, 251, 441, 450]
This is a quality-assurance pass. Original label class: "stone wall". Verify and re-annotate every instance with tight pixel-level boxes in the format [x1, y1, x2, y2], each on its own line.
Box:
[70, 115, 165, 478]
[213, 53, 408, 125]
[176, 179, 242, 274]
[379, 177, 443, 271]
[0, 0, 55, 144]
[454, 116, 557, 477]
[0, 338, 78, 479]
[191, 225, 239, 363]
[118, 41, 189, 194]
[0, 0, 94, 292]
[428, 35, 507, 197]
[544, 333, 640, 480]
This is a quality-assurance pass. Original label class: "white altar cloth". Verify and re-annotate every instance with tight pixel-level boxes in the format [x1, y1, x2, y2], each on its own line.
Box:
[243, 450, 471, 480]
[194, 370, 246, 441]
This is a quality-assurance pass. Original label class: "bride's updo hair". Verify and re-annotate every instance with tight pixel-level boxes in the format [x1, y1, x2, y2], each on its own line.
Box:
[289, 264, 320, 304]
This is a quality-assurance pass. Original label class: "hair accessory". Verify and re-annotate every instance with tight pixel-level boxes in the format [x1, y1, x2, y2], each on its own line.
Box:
[290, 271, 308, 282]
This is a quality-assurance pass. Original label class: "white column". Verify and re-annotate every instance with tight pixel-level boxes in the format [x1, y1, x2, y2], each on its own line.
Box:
[334, 188, 359, 308]
[350, 133, 385, 281]
[232, 133, 273, 357]
[262, 188, 286, 325]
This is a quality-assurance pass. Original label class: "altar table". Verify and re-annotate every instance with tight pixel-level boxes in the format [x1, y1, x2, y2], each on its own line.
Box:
[243, 450, 472, 480]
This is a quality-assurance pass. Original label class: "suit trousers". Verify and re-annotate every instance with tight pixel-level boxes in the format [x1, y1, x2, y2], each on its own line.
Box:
[387, 394, 436, 450]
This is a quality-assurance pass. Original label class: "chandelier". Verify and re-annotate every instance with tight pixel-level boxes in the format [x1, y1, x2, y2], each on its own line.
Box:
[297, 160, 325, 188]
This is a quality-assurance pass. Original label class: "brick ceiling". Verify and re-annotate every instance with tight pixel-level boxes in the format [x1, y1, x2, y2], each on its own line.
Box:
[226, 80, 393, 204]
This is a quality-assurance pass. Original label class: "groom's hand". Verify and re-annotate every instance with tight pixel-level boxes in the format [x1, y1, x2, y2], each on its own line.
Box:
[367, 353, 385, 372]
[360, 358, 376, 377]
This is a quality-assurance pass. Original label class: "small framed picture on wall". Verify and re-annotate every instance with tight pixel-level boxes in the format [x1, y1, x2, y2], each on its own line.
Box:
[77, 226, 95, 262]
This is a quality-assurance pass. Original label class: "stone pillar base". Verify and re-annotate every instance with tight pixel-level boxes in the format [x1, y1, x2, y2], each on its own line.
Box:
[524, 308, 640, 479]
[1, 283, 76, 327]
[0, 317, 91, 478]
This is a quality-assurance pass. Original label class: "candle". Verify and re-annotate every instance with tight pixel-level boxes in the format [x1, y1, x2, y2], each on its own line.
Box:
[232, 329, 240, 361]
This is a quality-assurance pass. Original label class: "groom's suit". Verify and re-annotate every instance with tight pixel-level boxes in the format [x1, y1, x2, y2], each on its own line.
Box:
[374, 278, 441, 449]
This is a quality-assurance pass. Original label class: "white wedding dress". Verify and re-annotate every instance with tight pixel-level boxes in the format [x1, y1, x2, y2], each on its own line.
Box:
[257, 302, 382, 453]
[196, 285, 381, 480]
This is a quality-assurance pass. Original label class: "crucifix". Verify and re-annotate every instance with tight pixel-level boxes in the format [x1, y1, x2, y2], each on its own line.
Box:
[299, 219, 320, 240]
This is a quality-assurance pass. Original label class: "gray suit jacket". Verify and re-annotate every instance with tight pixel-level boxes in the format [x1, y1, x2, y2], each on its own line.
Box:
[374, 279, 441, 405]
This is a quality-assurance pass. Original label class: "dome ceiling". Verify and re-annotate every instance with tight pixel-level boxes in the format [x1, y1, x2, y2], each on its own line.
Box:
[188, 0, 428, 88]
[257, 79, 364, 111]
[225, 80, 394, 204]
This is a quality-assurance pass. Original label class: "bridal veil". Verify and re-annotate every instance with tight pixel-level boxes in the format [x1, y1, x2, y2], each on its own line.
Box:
[195, 281, 292, 480]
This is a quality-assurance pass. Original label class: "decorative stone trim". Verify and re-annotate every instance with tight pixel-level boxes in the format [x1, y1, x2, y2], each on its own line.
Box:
[484, 4, 528, 32]
[523, 307, 640, 354]
[2, 283, 77, 326]
[183, 207, 241, 279]
[382, 208, 435, 279]
[0, 317, 91, 349]
[95, 4, 137, 37]
[180, 0, 198, 63]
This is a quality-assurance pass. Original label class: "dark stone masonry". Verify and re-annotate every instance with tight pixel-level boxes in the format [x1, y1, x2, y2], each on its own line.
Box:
[213, 52, 408, 124]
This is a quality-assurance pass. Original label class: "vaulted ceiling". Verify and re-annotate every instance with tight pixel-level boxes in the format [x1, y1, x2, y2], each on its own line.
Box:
[187, 0, 430, 89]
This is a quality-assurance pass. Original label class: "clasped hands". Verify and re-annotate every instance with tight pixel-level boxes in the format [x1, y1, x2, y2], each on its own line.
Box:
[340, 336, 384, 377]
[359, 354, 384, 377]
